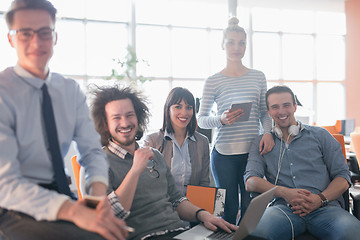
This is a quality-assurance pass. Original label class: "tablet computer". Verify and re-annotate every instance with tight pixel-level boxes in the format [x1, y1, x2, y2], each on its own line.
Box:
[230, 101, 253, 122]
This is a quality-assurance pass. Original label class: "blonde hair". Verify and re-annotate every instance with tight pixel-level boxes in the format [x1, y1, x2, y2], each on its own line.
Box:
[222, 17, 246, 44]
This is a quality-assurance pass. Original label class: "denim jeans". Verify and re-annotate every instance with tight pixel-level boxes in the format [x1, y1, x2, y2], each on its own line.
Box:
[0, 208, 105, 240]
[250, 204, 360, 240]
[211, 148, 250, 225]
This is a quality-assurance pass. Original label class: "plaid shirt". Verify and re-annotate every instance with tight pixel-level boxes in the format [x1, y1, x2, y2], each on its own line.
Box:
[106, 141, 131, 219]
[107, 191, 130, 219]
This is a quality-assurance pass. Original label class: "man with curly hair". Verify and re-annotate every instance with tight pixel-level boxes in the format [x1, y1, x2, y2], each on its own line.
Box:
[91, 86, 237, 239]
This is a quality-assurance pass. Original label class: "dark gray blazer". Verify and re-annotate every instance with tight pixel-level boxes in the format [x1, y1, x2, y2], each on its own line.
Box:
[143, 130, 210, 187]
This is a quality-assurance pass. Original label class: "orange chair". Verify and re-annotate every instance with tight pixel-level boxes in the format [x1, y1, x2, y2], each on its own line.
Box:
[332, 134, 351, 214]
[320, 125, 339, 134]
[71, 155, 83, 200]
[332, 134, 347, 161]
[318, 120, 343, 135]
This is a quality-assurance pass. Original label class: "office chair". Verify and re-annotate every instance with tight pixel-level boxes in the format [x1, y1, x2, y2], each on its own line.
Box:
[195, 97, 212, 143]
[317, 120, 343, 134]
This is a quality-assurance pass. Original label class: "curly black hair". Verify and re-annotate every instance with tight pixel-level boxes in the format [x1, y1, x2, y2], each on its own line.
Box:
[90, 85, 150, 146]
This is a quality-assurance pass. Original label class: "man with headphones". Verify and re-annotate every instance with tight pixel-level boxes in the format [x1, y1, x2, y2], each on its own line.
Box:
[244, 85, 360, 240]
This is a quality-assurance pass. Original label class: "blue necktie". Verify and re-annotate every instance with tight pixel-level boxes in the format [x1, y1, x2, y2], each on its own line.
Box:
[41, 84, 73, 198]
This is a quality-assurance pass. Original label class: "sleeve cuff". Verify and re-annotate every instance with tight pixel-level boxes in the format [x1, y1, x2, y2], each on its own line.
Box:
[51, 195, 71, 221]
[85, 176, 109, 195]
[108, 191, 130, 219]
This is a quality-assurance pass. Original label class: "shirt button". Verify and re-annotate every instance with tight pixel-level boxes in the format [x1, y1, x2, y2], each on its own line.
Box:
[293, 176, 296, 179]
[290, 163, 293, 166]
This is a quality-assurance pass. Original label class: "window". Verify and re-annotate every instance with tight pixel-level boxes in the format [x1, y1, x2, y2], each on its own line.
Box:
[316, 35, 345, 81]
[0, 0, 346, 129]
[52, 20, 86, 76]
[282, 34, 314, 81]
[134, 0, 228, 132]
[0, 17, 17, 70]
[243, 6, 346, 125]
[85, 22, 128, 77]
[253, 33, 281, 80]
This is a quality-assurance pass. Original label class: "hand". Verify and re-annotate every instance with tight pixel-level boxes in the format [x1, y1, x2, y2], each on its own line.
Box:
[281, 188, 311, 207]
[60, 198, 129, 240]
[291, 193, 322, 217]
[198, 211, 238, 233]
[132, 147, 154, 175]
[94, 197, 130, 239]
[220, 108, 244, 126]
[259, 133, 275, 155]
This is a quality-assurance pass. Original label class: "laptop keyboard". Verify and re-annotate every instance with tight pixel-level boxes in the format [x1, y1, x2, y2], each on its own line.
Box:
[206, 229, 235, 240]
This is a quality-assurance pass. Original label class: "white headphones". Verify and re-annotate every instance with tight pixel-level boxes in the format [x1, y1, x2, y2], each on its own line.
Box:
[273, 123, 300, 139]
[274, 121, 302, 186]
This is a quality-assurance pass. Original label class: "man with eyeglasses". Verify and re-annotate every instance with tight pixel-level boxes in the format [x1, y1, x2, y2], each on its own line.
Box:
[0, 0, 128, 239]
[90, 86, 237, 240]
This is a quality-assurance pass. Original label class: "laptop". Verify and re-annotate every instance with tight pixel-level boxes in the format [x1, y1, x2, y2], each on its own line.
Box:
[175, 187, 277, 240]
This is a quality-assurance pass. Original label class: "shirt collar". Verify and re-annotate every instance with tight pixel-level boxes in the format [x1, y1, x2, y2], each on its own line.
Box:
[270, 121, 307, 137]
[164, 129, 196, 142]
[107, 140, 139, 159]
[14, 64, 52, 89]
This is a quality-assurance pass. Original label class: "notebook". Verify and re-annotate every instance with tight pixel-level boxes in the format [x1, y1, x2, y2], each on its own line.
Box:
[175, 187, 277, 240]
[186, 185, 226, 217]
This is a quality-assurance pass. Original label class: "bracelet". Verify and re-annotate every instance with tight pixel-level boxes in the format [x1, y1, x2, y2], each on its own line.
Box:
[318, 193, 328, 207]
[195, 208, 206, 223]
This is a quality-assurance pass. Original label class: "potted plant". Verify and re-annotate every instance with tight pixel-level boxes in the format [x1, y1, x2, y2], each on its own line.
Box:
[108, 45, 152, 88]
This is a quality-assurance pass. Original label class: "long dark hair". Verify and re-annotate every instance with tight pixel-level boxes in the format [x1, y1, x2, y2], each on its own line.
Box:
[161, 87, 197, 136]
[91, 86, 150, 146]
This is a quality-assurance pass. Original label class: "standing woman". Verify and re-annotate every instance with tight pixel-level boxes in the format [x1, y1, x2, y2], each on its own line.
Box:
[144, 87, 210, 195]
[197, 17, 274, 225]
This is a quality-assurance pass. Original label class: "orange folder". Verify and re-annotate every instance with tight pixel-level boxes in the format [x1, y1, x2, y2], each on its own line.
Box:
[186, 185, 217, 214]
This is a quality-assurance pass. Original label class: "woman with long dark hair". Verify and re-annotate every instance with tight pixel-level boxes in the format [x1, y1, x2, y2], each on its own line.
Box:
[144, 87, 210, 195]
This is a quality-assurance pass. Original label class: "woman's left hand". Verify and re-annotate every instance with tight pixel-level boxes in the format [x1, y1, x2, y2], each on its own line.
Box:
[259, 133, 275, 155]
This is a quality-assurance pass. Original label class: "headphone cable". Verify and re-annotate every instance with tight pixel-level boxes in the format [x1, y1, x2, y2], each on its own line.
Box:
[273, 205, 295, 240]
[275, 134, 291, 185]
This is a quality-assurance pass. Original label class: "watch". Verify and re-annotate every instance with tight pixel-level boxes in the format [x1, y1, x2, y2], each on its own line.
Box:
[318, 193, 328, 207]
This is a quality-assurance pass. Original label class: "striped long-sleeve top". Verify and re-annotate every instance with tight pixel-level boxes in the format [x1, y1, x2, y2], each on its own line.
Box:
[197, 69, 272, 155]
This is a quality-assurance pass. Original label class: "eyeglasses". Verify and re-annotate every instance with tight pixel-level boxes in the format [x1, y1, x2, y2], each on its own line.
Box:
[9, 27, 55, 41]
[146, 159, 160, 178]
